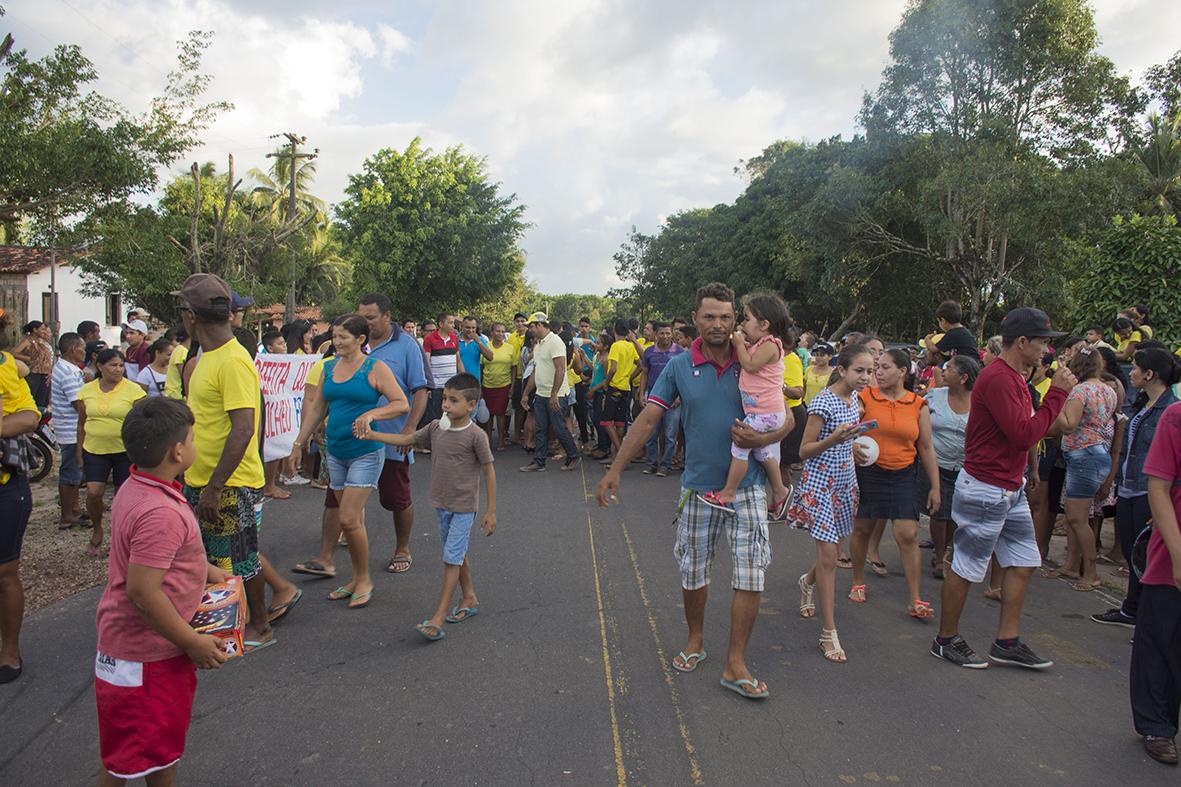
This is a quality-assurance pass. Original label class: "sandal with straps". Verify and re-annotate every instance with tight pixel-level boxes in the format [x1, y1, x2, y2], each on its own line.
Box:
[908, 599, 935, 620]
[848, 584, 866, 603]
[819, 628, 846, 662]
[798, 574, 815, 618]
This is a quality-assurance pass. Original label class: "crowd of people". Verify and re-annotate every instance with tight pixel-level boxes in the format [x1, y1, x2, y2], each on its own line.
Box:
[0, 275, 1178, 782]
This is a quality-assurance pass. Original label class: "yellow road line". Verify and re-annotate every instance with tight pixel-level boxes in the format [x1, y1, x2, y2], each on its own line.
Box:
[586, 509, 628, 786]
[618, 518, 705, 785]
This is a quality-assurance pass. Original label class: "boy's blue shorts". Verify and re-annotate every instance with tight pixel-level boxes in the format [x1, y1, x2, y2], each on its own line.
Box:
[436, 509, 476, 565]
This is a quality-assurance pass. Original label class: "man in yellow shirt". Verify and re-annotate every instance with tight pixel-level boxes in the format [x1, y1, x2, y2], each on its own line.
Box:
[600, 320, 642, 462]
[175, 273, 277, 651]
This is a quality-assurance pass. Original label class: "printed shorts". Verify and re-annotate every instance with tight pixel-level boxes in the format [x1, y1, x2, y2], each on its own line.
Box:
[731, 411, 787, 462]
[674, 485, 771, 592]
[182, 485, 262, 581]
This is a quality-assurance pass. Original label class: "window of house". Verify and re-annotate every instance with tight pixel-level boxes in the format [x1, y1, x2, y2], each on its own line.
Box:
[106, 293, 123, 327]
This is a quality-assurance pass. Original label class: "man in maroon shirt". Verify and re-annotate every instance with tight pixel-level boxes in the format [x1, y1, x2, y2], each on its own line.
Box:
[931, 308, 1077, 670]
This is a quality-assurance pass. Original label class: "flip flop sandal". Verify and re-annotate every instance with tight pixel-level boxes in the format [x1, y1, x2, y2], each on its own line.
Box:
[1071, 581, 1101, 592]
[244, 637, 278, 654]
[908, 600, 935, 619]
[348, 590, 374, 609]
[416, 620, 445, 641]
[266, 588, 303, 624]
[696, 491, 736, 514]
[387, 555, 413, 573]
[719, 677, 769, 699]
[868, 560, 889, 576]
[836, 556, 853, 569]
[672, 651, 707, 673]
[848, 584, 867, 603]
[292, 560, 335, 578]
[445, 605, 479, 623]
[327, 586, 353, 601]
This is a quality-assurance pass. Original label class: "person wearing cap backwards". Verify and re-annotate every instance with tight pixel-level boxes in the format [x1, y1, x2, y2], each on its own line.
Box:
[122, 318, 151, 381]
[173, 273, 278, 652]
[931, 307, 1077, 670]
[519, 313, 581, 472]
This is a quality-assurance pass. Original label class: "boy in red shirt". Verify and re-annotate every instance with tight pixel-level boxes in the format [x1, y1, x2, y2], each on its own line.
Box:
[94, 397, 230, 785]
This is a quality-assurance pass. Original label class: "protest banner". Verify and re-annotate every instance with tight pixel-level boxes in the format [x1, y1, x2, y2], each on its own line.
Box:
[255, 353, 322, 462]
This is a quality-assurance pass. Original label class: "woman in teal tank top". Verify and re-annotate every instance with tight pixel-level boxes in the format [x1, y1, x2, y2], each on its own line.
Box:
[290, 315, 409, 608]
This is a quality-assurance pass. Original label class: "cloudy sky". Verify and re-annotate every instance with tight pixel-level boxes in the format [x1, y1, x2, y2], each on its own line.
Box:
[7, 0, 1180, 294]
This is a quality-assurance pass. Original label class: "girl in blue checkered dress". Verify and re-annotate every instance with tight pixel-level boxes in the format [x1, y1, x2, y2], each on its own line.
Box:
[786, 345, 875, 663]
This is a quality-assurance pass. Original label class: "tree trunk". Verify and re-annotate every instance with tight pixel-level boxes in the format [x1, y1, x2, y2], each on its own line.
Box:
[827, 297, 863, 343]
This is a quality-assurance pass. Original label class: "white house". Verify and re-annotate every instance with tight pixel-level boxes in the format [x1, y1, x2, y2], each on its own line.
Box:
[0, 246, 127, 346]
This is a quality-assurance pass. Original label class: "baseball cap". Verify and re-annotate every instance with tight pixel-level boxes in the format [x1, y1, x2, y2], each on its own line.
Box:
[1000, 307, 1065, 339]
[122, 318, 148, 335]
[812, 342, 833, 355]
[526, 311, 548, 325]
[172, 273, 232, 313]
[231, 292, 255, 312]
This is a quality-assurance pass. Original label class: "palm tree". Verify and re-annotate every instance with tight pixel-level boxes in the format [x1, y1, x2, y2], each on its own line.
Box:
[1137, 112, 1181, 217]
[247, 146, 326, 223]
[297, 221, 351, 304]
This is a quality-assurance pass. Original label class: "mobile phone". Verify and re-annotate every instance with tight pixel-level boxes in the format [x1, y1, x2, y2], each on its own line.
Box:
[855, 419, 878, 434]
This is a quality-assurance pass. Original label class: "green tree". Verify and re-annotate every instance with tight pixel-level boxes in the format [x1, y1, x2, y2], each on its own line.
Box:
[336, 137, 529, 319]
[1064, 214, 1181, 343]
[859, 0, 1139, 334]
[0, 28, 229, 231]
[1136, 112, 1181, 217]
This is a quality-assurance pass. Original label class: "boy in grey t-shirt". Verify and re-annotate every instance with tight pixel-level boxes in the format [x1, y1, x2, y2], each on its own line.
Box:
[362, 373, 497, 641]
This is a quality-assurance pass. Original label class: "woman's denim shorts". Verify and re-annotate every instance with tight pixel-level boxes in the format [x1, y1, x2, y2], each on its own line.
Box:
[1063, 444, 1111, 500]
[326, 449, 385, 491]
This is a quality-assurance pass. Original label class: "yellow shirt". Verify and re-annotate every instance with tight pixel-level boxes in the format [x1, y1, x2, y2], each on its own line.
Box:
[607, 340, 640, 391]
[1034, 376, 1051, 403]
[185, 340, 265, 489]
[304, 357, 327, 387]
[566, 357, 583, 389]
[1117, 331, 1142, 355]
[508, 332, 527, 379]
[0, 352, 40, 484]
[804, 365, 832, 405]
[481, 341, 517, 388]
[637, 338, 654, 352]
[164, 343, 189, 399]
[78, 378, 145, 455]
[782, 351, 804, 408]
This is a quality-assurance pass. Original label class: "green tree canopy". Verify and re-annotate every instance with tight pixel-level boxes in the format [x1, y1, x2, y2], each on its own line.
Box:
[336, 138, 529, 321]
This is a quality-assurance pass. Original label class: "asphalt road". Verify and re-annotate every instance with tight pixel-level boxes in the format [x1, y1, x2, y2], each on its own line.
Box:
[0, 451, 1175, 786]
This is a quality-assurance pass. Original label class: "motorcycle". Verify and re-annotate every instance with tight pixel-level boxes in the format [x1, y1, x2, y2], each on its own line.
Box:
[27, 412, 56, 483]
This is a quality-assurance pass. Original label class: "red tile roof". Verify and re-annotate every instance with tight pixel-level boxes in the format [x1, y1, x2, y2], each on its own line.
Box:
[0, 245, 88, 274]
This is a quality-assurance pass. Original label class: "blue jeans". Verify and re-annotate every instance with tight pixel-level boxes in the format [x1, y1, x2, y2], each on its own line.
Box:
[645, 404, 680, 468]
[532, 394, 580, 467]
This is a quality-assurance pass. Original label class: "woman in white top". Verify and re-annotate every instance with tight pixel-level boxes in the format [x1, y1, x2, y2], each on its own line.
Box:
[921, 355, 978, 579]
[134, 338, 174, 397]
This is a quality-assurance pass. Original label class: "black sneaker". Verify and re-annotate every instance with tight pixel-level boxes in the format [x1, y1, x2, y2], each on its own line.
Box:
[930, 635, 988, 669]
[988, 640, 1053, 670]
[1091, 608, 1135, 628]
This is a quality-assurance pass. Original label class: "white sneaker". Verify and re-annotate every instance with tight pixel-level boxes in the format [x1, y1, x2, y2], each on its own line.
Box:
[283, 474, 311, 486]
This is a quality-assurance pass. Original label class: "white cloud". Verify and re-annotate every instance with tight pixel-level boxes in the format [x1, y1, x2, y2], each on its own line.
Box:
[7, 0, 1180, 297]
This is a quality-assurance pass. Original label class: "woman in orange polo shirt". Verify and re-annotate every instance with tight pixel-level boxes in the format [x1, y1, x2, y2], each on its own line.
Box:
[849, 348, 941, 619]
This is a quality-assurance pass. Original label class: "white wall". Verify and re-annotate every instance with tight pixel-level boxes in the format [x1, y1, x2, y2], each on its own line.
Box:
[25, 263, 124, 346]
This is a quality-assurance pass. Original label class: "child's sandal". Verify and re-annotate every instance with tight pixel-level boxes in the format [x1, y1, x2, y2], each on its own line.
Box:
[907, 599, 935, 620]
[798, 574, 816, 618]
[848, 584, 867, 603]
[819, 628, 846, 662]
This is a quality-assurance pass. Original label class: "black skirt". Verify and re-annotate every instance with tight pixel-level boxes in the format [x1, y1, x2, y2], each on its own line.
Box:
[856, 462, 920, 521]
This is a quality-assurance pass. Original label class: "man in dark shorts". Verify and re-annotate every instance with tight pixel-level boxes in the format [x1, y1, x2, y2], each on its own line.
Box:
[356, 294, 428, 573]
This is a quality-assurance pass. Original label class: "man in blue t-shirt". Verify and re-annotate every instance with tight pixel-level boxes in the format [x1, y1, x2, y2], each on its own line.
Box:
[639, 322, 684, 475]
[360, 293, 428, 573]
[598, 283, 790, 701]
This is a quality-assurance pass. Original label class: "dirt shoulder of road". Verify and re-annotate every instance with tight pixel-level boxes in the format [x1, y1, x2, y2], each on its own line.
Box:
[21, 478, 108, 613]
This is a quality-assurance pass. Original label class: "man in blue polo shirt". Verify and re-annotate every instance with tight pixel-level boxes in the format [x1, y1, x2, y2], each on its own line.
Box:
[640, 322, 683, 476]
[358, 293, 428, 574]
[598, 282, 790, 700]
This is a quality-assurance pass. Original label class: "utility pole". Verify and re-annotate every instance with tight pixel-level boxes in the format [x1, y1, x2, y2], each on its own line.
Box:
[267, 132, 318, 323]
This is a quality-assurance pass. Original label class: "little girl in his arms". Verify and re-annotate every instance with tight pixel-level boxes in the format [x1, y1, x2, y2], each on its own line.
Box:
[788, 344, 875, 664]
[698, 292, 794, 518]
